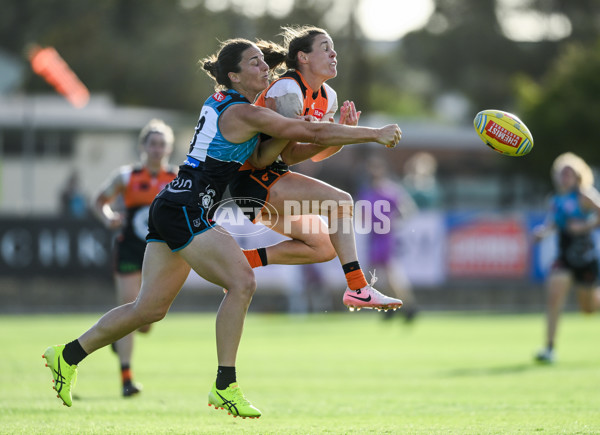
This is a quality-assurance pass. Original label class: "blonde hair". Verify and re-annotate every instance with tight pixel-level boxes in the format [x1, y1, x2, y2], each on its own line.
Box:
[138, 119, 174, 147]
[551, 152, 594, 189]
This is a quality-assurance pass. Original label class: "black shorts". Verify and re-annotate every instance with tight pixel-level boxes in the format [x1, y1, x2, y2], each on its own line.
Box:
[146, 197, 216, 251]
[552, 257, 599, 285]
[228, 161, 290, 222]
[114, 236, 146, 274]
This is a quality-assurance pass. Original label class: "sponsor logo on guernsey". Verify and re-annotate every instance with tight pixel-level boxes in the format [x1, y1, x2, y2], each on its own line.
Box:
[165, 177, 192, 193]
[313, 109, 325, 119]
[212, 92, 226, 102]
[183, 156, 200, 168]
[484, 120, 522, 148]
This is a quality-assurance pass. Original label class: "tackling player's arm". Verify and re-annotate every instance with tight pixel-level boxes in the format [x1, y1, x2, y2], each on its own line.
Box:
[246, 136, 290, 169]
[232, 103, 400, 149]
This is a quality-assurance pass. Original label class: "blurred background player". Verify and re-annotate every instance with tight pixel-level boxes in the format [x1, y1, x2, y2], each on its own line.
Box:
[230, 25, 403, 312]
[402, 152, 441, 211]
[92, 119, 177, 396]
[533, 152, 600, 363]
[59, 169, 88, 219]
[358, 154, 419, 321]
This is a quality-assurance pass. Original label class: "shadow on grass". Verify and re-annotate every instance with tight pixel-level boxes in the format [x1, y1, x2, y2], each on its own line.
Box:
[441, 362, 554, 377]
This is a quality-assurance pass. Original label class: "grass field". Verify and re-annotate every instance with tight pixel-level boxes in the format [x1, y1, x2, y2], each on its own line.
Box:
[1, 310, 599, 434]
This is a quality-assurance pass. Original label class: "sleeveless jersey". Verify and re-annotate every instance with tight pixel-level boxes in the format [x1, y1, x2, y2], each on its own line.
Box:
[158, 90, 259, 213]
[254, 70, 336, 120]
[552, 190, 591, 230]
[551, 190, 597, 266]
[120, 164, 177, 242]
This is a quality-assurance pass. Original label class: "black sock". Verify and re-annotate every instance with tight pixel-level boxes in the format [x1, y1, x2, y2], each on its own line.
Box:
[342, 261, 361, 274]
[257, 247, 268, 266]
[216, 366, 236, 390]
[62, 339, 88, 366]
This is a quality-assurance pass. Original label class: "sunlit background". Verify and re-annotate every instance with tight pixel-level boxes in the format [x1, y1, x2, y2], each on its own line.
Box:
[0, 0, 599, 313]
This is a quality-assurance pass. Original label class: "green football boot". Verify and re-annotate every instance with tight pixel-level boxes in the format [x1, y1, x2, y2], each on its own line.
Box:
[208, 382, 261, 419]
[42, 344, 78, 407]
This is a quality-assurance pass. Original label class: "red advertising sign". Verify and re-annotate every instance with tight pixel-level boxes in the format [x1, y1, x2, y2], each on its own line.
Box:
[448, 218, 528, 278]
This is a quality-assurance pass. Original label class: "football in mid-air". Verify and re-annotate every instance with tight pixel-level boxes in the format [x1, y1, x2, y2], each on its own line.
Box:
[473, 110, 533, 156]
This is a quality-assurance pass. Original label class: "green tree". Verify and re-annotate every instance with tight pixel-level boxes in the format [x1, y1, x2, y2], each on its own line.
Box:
[514, 39, 600, 183]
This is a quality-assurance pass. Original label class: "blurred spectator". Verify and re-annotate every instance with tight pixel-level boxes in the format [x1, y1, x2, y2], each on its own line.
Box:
[59, 170, 88, 218]
[533, 152, 600, 363]
[357, 155, 420, 321]
[403, 152, 441, 210]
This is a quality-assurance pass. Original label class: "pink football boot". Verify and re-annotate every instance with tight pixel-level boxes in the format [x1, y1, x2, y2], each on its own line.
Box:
[342, 271, 403, 312]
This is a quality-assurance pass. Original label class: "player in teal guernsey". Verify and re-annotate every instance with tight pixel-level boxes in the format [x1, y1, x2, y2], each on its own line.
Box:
[43, 38, 402, 417]
[533, 152, 600, 363]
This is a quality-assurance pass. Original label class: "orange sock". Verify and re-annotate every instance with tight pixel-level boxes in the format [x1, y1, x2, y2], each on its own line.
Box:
[121, 367, 132, 384]
[243, 249, 263, 268]
[346, 269, 368, 290]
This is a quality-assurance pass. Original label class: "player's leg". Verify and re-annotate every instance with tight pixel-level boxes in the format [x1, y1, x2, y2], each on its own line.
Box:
[264, 173, 402, 311]
[573, 261, 599, 313]
[266, 172, 357, 264]
[536, 269, 571, 363]
[384, 260, 419, 321]
[369, 260, 417, 321]
[258, 213, 336, 264]
[43, 242, 190, 406]
[176, 227, 261, 418]
[79, 243, 190, 352]
[114, 272, 144, 396]
[574, 285, 597, 313]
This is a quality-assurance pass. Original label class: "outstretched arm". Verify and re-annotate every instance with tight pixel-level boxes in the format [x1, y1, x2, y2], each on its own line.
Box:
[229, 103, 400, 149]
[280, 101, 362, 165]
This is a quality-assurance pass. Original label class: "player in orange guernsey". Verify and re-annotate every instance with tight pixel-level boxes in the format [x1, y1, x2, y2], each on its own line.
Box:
[229, 26, 404, 311]
[92, 119, 177, 396]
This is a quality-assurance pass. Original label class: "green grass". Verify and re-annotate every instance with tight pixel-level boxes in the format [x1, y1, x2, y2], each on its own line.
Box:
[1, 310, 599, 434]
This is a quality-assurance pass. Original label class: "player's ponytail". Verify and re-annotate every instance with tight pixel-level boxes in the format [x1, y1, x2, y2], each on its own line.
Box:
[255, 39, 287, 71]
[199, 38, 255, 90]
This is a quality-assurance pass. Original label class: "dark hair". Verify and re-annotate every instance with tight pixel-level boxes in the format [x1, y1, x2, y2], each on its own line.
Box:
[201, 38, 253, 90]
[281, 25, 329, 70]
[201, 38, 287, 90]
[255, 39, 287, 71]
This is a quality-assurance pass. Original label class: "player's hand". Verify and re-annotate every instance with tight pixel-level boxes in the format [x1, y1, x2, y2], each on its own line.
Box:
[531, 225, 546, 242]
[376, 124, 402, 148]
[567, 219, 591, 235]
[338, 100, 361, 126]
[296, 114, 318, 122]
[105, 214, 124, 230]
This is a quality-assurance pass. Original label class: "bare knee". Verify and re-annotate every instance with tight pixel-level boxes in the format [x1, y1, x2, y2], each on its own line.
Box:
[330, 189, 352, 205]
[137, 324, 152, 334]
[227, 270, 256, 301]
[133, 301, 169, 325]
[313, 236, 336, 263]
